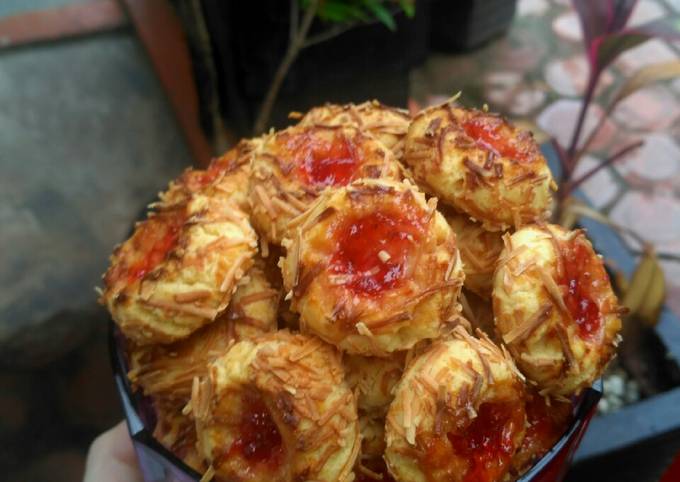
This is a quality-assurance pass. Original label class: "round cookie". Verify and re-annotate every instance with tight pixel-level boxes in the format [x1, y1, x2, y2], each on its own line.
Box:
[492, 224, 622, 396]
[248, 124, 404, 244]
[385, 327, 527, 482]
[192, 331, 360, 482]
[102, 190, 257, 346]
[404, 102, 554, 231]
[446, 211, 504, 299]
[344, 353, 405, 415]
[281, 179, 465, 356]
[299, 100, 411, 158]
[162, 138, 261, 211]
[127, 261, 279, 404]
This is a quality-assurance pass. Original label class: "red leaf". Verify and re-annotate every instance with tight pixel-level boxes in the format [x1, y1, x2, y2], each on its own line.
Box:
[572, 0, 638, 45]
[594, 16, 680, 72]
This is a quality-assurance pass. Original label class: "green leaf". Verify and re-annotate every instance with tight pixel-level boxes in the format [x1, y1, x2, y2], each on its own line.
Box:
[398, 0, 415, 17]
[364, 0, 397, 30]
[317, 1, 369, 23]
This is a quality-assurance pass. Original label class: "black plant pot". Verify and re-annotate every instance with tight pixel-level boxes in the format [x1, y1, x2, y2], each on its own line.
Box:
[430, 0, 517, 51]
[198, 0, 431, 136]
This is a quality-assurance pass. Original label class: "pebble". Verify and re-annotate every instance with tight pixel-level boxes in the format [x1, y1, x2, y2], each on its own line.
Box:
[597, 364, 641, 415]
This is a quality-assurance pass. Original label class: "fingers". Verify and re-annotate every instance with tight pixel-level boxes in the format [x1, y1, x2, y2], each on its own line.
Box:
[83, 421, 144, 482]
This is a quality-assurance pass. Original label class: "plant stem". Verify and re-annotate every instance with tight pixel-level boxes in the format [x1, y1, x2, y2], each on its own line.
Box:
[252, 0, 319, 135]
[559, 139, 643, 200]
[303, 21, 357, 48]
[566, 70, 600, 166]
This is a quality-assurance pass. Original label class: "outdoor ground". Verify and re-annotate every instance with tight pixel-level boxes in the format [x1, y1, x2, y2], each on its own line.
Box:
[0, 0, 679, 480]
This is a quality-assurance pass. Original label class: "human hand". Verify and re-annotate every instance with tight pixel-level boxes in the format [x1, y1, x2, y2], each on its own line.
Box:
[83, 421, 143, 482]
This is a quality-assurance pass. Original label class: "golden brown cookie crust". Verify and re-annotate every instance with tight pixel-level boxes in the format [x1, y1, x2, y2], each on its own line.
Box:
[385, 327, 527, 482]
[446, 211, 504, 299]
[281, 179, 465, 356]
[299, 100, 411, 158]
[248, 124, 404, 244]
[404, 103, 554, 231]
[102, 189, 257, 346]
[192, 331, 359, 482]
[492, 224, 622, 396]
[127, 261, 279, 404]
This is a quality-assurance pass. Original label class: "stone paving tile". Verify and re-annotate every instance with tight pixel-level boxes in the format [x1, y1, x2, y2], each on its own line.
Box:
[610, 191, 680, 254]
[571, 156, 622, 209]
[545, 55, 617, 97]
[552, 11, 582, 42]
[517, 0, 549, 17]
[613, 86, 680, 132]
[616, 39, 679, 76]
[614, 133, 680, 184]
[537, 99, 617, 150]
[628, 0, 667, 26]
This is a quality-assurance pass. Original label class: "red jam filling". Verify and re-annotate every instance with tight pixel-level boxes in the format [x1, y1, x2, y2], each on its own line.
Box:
[519, 394, 572, 463]
[462, 117, 529, 162]
[225, 392, 284, 468]
[295, 133, 359, 188]
[423, 401, 523, 482]
[124, 212, 185, 284]
[329, 209, 424, 296]
[189, 165, 222, 189]
[557, 238, 606, 339]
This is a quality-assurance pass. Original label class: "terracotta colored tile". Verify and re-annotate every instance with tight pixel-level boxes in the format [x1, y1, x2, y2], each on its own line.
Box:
[616, 39, 678, 76]
[518, 0, 549, 17]
[571, 155, 622, 209]
[614, 133, 680, 181]
[610, 191, 680, 249]
[537, 99, 616, 151]
[0, 0, 127, 49]
[613, 86, 680, 131]
[544, 55, 614, 97]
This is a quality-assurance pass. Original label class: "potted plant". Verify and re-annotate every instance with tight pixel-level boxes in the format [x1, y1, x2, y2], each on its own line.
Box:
[538, 0, 680, 468]
[175, 0, 428, 138]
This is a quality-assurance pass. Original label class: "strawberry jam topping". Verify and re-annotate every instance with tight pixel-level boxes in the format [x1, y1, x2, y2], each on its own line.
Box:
[330, 208, 424, 296]
[422, 401, 524, 482]
[557, 237, 606, 339]
[462, 116, 529, 162]
[295, 133, 360, 188]
[517, 393, 572, 465]
[225, 392, 284, 468]
[123, 211, 186, 284]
